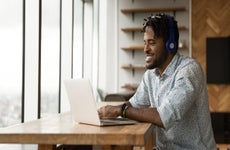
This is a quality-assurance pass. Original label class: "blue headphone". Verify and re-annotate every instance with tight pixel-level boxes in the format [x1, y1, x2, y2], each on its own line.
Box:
[166, 16, 177, 52]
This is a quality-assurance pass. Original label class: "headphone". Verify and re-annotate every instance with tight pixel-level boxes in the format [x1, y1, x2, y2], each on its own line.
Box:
[166, 16, 177, 52]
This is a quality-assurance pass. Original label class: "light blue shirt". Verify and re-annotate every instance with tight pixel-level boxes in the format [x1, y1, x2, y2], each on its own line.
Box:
[129, 53, 216, 150]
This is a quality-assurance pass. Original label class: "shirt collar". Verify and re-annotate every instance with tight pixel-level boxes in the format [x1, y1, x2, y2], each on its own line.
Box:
[153, 52, 180, 78]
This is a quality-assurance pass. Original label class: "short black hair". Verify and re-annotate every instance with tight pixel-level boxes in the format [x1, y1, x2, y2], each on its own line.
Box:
[142, 13, 179, 52]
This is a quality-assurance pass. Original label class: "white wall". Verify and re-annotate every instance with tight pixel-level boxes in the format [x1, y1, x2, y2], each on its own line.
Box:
[98, 0, 118, 94]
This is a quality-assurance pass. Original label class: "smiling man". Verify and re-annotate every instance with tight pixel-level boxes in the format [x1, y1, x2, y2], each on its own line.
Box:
[98, 14, 216, 150]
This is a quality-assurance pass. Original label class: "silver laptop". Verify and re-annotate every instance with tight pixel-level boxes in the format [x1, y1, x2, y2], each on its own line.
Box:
[64, 78, 137, 126]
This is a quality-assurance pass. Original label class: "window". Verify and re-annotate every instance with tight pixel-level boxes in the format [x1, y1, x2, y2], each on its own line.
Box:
[41, 0, 60, 118]
[0, 0, 98, 126]
[0, 0, 98, 149]
[0, 0, 22, 127]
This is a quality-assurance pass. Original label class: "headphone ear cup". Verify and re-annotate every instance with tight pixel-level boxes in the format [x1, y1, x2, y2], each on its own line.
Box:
[166, 39, 177, 52]
[166, 16, 177, 52]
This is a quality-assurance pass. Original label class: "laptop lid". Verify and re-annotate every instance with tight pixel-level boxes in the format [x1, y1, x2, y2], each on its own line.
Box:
[64, 79, 101, 126]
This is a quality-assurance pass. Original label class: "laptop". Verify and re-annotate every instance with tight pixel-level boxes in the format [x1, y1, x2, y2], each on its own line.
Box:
[64, 78, 137, 126]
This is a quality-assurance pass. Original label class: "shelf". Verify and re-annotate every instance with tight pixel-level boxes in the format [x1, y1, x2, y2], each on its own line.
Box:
[121, 83, 139, 91]
[122, 64, 146, 70]
[121, 27, 143, 32]
[121, 7, 186, 14]
[121, 26, 188, 32]
[122, 45, 144, 51]
[178, 26, 188, 31]
[121, 44, 187, 51]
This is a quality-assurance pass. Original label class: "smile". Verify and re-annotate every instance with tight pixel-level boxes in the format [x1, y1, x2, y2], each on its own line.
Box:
[145, 54, 154, 62]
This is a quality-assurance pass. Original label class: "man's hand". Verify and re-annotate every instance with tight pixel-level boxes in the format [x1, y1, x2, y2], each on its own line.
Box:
[98, 105, 121, 118]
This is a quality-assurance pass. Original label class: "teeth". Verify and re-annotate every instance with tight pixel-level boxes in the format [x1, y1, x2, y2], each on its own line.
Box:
[145, 56, 152, 62]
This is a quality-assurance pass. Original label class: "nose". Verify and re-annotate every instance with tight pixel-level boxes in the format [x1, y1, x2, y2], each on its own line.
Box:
[144, 43, 150, 53]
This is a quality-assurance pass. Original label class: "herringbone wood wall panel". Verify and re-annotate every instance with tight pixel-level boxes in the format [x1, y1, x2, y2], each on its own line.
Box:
[192, 0, 230, 112]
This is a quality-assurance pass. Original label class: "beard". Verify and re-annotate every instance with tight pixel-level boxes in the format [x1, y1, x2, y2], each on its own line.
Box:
[145, 50, 168, 70]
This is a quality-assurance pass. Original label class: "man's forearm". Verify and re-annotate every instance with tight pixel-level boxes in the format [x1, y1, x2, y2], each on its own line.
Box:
[125, 103, 164, 128]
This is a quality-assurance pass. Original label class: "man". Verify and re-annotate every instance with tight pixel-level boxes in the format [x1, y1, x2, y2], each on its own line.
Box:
[98, 14, 216, 149]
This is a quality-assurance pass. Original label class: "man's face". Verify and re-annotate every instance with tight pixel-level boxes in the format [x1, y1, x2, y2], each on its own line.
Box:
[143, 26, 168, 70]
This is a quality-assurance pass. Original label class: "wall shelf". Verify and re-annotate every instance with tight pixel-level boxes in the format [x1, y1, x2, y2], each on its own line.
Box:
[121, 44, 187, 51]
[121, 27, 143, 32]
[122, 64, 146, 76]
[121, 45, 144, 51]
[122, 64, 146, 70]
[121, 26, 188, 32]
[121, 7, 186, 14]
[121, 83, 139, 91]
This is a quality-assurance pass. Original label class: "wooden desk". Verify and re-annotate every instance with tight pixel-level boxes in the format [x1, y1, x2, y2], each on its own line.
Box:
[0, 111, 155, 150]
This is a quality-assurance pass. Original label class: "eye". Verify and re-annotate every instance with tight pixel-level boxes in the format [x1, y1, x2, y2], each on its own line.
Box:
[149, 40, 156, 45]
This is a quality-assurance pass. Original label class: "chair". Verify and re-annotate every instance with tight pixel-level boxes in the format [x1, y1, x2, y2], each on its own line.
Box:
[104, 91, 135, 102]
[104, 94, 127, 101]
